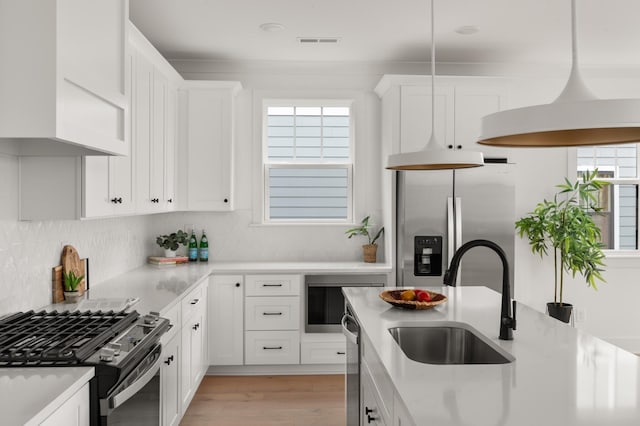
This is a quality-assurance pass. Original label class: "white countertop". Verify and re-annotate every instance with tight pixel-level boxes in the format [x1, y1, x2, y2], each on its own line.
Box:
[0, 367, 94, 426]
[343, 286, 640, 426]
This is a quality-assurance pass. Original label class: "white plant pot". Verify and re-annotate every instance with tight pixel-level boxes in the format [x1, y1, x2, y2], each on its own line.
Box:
[164, 249, 177, 258]
[64, 291, 82, 303]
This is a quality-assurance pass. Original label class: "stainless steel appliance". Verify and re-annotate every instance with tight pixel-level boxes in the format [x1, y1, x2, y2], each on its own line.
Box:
[396, 161, 515, 292]
[0, 309, 169, 426]
[341, 304, 360, 426]
[305, 274, 385, 333]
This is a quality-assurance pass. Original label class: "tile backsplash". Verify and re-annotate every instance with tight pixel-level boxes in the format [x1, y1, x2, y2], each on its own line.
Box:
[0, 216, 153, 316]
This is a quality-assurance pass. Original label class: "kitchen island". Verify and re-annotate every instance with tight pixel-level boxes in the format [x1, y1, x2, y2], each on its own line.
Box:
[343, 286, 640, 426]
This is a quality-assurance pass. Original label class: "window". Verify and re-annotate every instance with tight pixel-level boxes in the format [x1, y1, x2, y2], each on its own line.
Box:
[576, 144, 639, 250]
[263, 103, 353, 222]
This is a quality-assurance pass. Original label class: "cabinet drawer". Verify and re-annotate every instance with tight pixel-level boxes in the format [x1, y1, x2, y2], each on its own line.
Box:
[182, 281, 205, 324]
[245, 296, 300, 331]
[245, 331, 300, 365]
[245, 274, 301, 296]
[161, 301, 181, 343]
[300, 340, 346, 364]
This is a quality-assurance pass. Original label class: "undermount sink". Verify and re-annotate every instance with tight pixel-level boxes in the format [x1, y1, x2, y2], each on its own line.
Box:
[388, 324, 515, 365]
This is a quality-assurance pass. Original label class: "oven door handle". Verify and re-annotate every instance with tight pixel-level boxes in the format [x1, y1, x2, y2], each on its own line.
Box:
[106, 346, 163, 410]
[341, 313, 359, 345]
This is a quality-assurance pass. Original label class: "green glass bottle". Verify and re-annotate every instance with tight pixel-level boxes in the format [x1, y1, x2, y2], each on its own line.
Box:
[188, 230, 198, 262]
[199, 230, 209, 262]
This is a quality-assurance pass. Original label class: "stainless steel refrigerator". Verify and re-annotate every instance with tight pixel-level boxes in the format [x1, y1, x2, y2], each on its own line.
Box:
[396, 162, 515, 293]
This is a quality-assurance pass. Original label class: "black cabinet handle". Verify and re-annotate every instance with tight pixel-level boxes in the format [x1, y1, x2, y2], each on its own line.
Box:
[235, 283, 240, 287]
[365, 407, 374, 415]
[263, 312, 283, 316]
[168, 198, 173, 203]
[263, 346, 283, 350]
[365, 407, 377, 423]
[193, 323, 200, 330]
[190, 299, 199, 305]
[151, 198, 159, 203]
[367, 414, 377, 424]
[111, 197, 122, 204]
[262, 283, 283, 287]
[336, 351, 346, 355]
[223, 198, 228, 203]
[164, 355, 174, 365]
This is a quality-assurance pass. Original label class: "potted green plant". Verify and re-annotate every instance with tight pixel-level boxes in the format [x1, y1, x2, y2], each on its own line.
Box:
[346, 216, 384, 263]
[156, 230, 189, 257]
[515, 169, 607, 323]
[63, 270, 84, 303]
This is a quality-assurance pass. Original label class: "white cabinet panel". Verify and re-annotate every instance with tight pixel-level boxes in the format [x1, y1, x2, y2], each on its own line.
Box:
[245, 296, 300, 331]
[245, 330, 300, 365]
[161, 332, 181, 426]
[180, 81, 240, 211]
[209, 275, 244, 366]
[400, 84, 454, 153]
[40, 382, 90, 426]
[245, 274, 301, 297]
[300, 340, 347, 365]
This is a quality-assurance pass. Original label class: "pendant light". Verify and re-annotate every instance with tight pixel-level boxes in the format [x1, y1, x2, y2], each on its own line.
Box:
[386, 0, 484, 170]
[478, 0, 640, 147]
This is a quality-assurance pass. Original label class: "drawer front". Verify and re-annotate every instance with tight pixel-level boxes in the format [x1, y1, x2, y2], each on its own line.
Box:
[160, 301, 181, 343]
[300, 341, 347, 365]
[245, 331, 300, 365]
[245, 296, 300, 330]
[245, 274, 301, 296]
[181, 281, 205, 324]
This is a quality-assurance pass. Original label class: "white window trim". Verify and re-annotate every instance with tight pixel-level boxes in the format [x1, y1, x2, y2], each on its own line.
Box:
[258, 97, 356, 225]
[569, 146, 640, 255]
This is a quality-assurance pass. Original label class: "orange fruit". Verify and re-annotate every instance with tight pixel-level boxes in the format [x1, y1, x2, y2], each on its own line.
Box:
[400, 290, 416, 301]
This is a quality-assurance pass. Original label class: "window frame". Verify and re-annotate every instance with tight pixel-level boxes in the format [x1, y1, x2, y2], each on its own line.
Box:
[569, 145, 640, 254]
[261, 99, 355, 224]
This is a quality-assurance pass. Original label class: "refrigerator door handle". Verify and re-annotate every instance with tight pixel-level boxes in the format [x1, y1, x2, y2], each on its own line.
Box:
[447, 197, 455, 265]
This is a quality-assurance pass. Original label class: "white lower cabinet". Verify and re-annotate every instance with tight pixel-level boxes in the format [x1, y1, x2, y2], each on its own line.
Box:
[245, 330, 300, 365]
[209, 275, 244, 365]
[161, 332, 181, 426]
[300, 340, 346, 364]
[40, 382, 90, 426]
[179, 281, 208, 414]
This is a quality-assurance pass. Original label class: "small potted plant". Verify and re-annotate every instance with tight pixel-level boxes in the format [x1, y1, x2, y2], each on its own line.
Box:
[63, 270, 84, 303]
[156, 230, 189, 257]
[515, 169, 607, 323]
[346, 216, 384, 263]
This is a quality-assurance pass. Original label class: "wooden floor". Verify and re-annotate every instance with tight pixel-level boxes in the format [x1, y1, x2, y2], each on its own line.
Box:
[180, 375, 346, 426]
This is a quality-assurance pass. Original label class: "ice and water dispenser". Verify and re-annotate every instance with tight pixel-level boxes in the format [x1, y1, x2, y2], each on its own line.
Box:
[414, 236, 442, 276]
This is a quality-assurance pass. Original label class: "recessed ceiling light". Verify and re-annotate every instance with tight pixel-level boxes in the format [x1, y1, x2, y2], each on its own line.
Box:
[455, 25, 479, 35]
[260, 22, 285, 32]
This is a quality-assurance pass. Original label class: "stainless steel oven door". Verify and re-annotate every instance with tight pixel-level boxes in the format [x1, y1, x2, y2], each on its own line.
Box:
[100, 344, 162, 425]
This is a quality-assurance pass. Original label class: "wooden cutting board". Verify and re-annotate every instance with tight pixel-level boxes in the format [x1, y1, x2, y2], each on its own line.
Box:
[52, 245, 87, 303]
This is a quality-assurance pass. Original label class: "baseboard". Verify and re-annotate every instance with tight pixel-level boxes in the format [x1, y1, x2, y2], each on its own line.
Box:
[207, 363, 345, 376]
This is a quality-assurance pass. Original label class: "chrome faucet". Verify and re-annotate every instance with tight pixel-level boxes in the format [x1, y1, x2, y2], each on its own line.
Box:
[443, 239, 517, 340]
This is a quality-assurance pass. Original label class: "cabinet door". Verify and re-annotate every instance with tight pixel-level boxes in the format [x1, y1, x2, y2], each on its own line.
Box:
[83, 157, 113, 218]
[454, 85, 508, 157]
[161, 332, 181, 426]
[361, 374, 386, 426]
[209, 275, 244, 366]
[151, 68, 168, 207]
[184, 87, 234, 211]
[180, 301, 207, 411]
[40, 382, 90, 426]
[164, 83, 178, 210]
[400, 84, 454, 153]
[134, 50, 156, 213]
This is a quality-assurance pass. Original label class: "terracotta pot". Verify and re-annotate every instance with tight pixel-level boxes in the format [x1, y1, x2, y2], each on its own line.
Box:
[547, 302, 573, 323]
[362, 244, 378, 263]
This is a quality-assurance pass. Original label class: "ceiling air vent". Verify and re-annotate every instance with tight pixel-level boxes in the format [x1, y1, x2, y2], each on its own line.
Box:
[298, 37, 340, 44]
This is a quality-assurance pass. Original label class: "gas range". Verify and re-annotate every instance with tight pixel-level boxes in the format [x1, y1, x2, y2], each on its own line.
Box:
[0, 309, 169, 425]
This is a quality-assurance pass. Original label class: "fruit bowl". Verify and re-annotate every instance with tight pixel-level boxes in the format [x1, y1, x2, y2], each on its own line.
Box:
[379, 289, 447, 310]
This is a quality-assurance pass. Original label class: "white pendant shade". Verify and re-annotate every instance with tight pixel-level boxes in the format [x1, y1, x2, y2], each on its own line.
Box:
[478, 0, 640, 148]
[386, 0, 484, 171]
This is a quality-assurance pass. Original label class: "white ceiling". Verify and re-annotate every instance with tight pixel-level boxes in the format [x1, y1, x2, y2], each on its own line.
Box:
[129, 0, 640, 66]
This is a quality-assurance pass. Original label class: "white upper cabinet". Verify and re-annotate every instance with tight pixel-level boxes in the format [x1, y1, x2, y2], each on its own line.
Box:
[375, 75, 510, 159]
[130, 23, 181, 214]
[178, 81, 241, 211]
[0, 0, 129, 156]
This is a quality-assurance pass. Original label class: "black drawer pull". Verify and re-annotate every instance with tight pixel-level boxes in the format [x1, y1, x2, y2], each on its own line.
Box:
[190, 299, 199, 305]
[262, 284, 283, 287]
[263, 312, 283, 316]
[263, 346, 283, 350]
[336, 351, 346, 355]
[193, 323, 200, 330]
[164, 355, 174, 365]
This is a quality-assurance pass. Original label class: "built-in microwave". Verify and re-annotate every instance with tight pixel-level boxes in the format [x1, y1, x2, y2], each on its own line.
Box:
[304, 274, 386, 333]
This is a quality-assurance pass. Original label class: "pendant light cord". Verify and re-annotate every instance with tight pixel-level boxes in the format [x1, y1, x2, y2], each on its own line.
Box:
[570, 0, 578, 67]
[430, 0, 436, 145]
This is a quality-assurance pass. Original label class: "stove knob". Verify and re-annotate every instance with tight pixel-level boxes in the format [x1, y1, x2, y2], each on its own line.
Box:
[144, 312, 160, 324]
[99, 347, 115, 362]
[107, 342, 122, 356]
